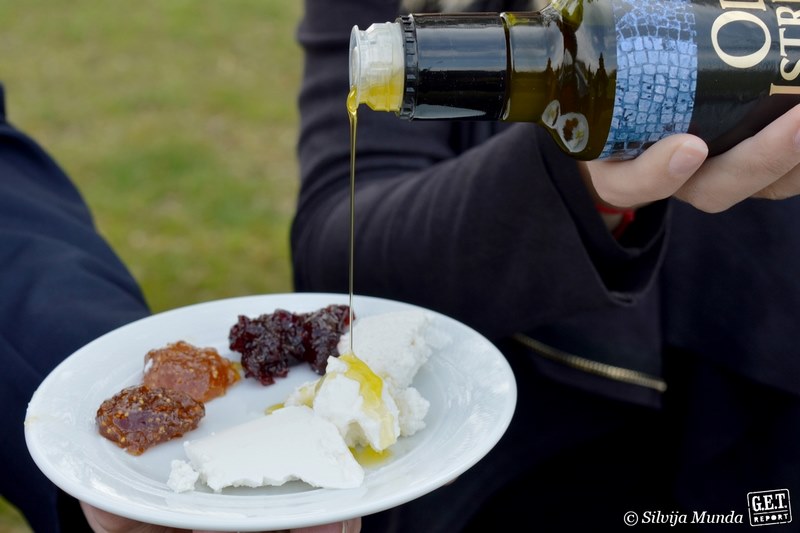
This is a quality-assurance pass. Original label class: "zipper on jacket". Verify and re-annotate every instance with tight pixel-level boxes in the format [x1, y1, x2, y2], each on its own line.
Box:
[513, 333, 667, 393]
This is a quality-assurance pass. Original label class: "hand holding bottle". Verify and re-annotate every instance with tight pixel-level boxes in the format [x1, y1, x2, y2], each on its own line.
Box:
[583, 103, 800, 213]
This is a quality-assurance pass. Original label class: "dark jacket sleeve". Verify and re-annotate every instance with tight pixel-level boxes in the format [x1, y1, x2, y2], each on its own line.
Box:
[0, 86, 150, 532]
[292, 0, 667, 340]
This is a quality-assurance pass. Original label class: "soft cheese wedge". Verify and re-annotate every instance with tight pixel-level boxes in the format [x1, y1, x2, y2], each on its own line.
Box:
[337, 310, 436, 392]
[177, 405, 364, 491]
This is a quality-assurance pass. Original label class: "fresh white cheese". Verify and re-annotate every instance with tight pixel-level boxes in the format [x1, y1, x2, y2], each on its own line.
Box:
[179, 405, 363, 491]
[312, 355, 400, 451]
[334, 309, 444, 437]
[337, 310, 440, 392]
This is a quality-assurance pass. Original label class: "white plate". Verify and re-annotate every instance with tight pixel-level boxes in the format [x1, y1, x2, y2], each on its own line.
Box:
[25, 293, 517, 531]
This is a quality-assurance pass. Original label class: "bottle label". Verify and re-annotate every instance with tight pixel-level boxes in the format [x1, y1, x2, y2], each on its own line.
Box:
[601, 0, 698, 159]
[600, 0, 800, 159]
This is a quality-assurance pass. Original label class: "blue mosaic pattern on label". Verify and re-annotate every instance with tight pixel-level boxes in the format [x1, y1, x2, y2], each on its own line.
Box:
[601, 0, 698, 159]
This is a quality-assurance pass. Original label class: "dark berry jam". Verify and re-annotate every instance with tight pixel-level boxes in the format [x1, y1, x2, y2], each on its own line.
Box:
[229, 304, 351, 385]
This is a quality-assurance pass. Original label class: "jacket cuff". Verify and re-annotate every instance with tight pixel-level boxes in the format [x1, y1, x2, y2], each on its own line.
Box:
[535, 127, 670, 300]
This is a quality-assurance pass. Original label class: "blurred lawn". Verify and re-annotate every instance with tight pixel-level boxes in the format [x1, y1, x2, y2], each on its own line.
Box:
[1, 1, 304, 529]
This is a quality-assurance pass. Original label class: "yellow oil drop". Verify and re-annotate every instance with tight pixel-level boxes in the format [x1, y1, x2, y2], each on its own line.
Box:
[350, 445, 392, 467]
[340, 352, 383, 409]
[264, 402, 284, 414]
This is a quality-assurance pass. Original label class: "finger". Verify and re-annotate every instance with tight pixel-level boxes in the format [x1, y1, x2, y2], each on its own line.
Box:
[586, 134, 708, 208]
[80, 502, 144, 533]
[676, 103, 800, 212]
[291, 518, 362, 533]
[753, 166, 800, 201]
[80, 502, 188, 533]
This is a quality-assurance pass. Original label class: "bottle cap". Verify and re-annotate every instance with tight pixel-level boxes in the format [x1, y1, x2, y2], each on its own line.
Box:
[349, 22, 404, 112]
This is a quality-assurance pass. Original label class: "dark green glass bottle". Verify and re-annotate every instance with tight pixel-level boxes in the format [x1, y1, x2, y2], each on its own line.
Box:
[349, 0, 800, 160]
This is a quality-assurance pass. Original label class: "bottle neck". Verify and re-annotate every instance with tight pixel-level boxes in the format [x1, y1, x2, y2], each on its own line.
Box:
[399, 13, 509, 120]
[502, 10, 560, 122]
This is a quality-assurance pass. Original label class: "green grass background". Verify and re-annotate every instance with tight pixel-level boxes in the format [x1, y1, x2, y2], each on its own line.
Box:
[1, 1, 305, 530]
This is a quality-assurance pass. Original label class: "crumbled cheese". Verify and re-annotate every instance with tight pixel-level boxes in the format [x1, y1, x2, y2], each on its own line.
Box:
[285, 380, 317, 408]
[394, 386, 430, 437]
[167, 459, 199, 492]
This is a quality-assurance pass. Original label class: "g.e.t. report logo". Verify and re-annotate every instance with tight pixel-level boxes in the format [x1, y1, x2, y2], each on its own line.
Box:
[747, 489, 792, 526]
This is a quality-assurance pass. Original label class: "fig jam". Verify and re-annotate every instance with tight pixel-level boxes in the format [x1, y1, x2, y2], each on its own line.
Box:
[143, 340, 240, 402]
[96, 384, 205, 455]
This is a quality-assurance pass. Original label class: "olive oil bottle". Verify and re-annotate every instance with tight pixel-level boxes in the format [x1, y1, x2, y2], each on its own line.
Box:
[349, 0, 800, 160]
